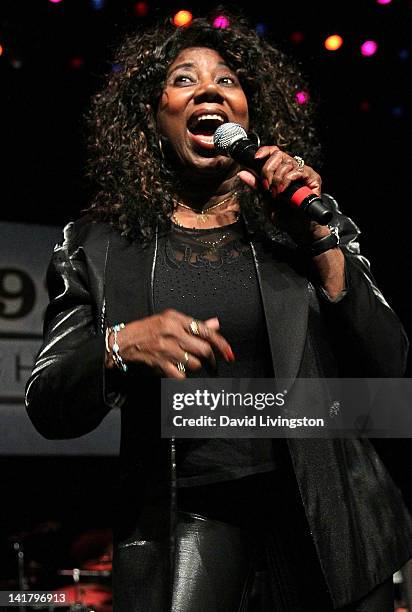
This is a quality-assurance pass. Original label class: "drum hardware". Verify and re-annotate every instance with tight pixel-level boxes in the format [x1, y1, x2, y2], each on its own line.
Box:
[58, 569, 111, 579]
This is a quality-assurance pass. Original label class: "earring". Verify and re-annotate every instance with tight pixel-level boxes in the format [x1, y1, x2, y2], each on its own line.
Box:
[158, 137, 164, 159]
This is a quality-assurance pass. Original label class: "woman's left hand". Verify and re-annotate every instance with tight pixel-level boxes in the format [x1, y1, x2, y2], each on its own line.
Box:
[237, 145, 346, 300]
[237, 146, 327, 242]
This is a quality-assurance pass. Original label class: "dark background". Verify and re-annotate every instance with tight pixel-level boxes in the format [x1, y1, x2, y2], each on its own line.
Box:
[1, 0, 411, 590]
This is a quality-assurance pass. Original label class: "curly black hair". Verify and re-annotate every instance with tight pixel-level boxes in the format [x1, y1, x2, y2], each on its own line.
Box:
[85, 9, 321, 243]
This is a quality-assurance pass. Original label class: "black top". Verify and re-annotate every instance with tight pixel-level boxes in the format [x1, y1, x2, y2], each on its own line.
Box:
[153, 217, 276, 486]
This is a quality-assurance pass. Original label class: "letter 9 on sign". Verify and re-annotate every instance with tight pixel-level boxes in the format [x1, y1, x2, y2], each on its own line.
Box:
[173, 393, 184, 411]
[0, 268, 36, 319]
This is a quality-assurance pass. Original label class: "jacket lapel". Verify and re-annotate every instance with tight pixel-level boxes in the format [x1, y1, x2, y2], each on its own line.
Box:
[104, 229, 157, 328]
[246, 218, 309, 381]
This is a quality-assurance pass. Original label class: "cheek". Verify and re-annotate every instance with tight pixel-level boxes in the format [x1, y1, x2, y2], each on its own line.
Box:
[157, 92, 187, 138]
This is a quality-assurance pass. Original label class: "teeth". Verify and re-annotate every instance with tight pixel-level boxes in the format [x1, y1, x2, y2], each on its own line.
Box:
[194, 114, 225, 124]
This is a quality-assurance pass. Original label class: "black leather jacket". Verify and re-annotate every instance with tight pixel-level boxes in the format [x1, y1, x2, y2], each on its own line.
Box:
[25, 195, 412, 609]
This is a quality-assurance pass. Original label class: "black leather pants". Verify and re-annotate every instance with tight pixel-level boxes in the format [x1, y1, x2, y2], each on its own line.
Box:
[170, 511, 393, 612]
[113, 470, 394, 612]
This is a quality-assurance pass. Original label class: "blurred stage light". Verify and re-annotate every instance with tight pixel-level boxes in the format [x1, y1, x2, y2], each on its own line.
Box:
[255, 23, 267, 37]
[398, 49, 409, 60]
[213, 15, 230, 29]
[360, 100, 371, 112]
[70, 57, 84, 69]
[134, 2, 149, 17]
[391, 106, 403, 117]
[376, 0, 392, 4]
[173, 10, 193, 27]
[324, 35, 343, 51]
[91, 0, 105, 9]
[0, 44, 3, 57]
[49, 0, 63, 4]
[361, 40, 378, 56]
[296, 91, 309, 105]
[290, 31, 304, 44]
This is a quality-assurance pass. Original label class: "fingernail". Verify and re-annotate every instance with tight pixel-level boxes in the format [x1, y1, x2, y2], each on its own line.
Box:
[262, 178, 270, 191]
[226, 348, 235, 362]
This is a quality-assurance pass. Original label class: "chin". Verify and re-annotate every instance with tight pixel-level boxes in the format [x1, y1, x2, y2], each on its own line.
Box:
[188, 151, 232, 174]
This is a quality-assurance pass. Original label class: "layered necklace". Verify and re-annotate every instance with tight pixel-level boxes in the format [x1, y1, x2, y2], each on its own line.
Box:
[172, 190, 240, 228]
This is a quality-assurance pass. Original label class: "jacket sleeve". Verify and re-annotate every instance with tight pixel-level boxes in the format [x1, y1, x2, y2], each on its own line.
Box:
[25, 221, 125, 440]
[318, 193, 409, 376]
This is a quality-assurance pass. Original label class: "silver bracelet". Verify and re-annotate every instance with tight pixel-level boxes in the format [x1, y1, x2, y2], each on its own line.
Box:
[107, 323, 128, 373]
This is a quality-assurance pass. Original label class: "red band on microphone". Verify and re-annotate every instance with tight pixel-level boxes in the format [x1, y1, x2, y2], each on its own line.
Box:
[290, 186, 313, 207]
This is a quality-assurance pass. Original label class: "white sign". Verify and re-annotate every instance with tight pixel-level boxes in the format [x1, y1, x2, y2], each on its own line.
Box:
[0, 222, 119, 455]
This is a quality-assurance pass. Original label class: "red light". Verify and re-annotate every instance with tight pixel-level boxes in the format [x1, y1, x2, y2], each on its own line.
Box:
[290, 31, 304, 44]
[0, 45, 3, 57]
[70, 57, 84, 69]
[134, 2, 149, 17]
[360, 101, 371, 112]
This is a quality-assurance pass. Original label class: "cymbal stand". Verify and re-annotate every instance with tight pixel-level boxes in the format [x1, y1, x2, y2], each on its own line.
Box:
[13, 540, 29, 612]
[68, 568, 93, 612]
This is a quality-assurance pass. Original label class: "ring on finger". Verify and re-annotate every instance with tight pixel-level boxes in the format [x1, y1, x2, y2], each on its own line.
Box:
[176, 361, 186, 373]
[293, 155, 305, 169]
[189, 319, 201, 336]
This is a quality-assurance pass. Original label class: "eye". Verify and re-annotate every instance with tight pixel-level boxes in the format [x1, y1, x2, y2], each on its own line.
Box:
[173, 74, 195, 85]
[217, 75, 237, 85]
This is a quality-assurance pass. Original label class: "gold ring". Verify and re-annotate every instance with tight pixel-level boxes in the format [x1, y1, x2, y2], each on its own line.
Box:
[176, 362, 186, 373]
[293, 155, 305, 169]
[189, 319, 201, 336]
[183, 351, 189, 366]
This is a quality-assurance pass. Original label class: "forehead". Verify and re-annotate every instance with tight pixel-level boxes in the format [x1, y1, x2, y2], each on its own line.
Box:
[167, 47, 229, 72]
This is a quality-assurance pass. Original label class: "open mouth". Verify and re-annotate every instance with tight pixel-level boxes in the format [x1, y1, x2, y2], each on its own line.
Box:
[187, 112, 228, 150]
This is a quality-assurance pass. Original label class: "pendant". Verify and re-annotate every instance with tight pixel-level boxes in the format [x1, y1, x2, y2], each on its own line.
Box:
[198, 213, 208, 223]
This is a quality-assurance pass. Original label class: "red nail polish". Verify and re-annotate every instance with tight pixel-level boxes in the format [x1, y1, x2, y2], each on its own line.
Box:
[226, 348, 235, 362]
[262, 178, 270, 191]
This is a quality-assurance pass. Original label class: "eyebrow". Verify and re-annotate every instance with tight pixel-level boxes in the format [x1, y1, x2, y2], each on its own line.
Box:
[167, 61, 230, 76]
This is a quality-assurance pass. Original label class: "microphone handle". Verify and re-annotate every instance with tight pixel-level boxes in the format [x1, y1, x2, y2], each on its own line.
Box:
[231, 138, 332, 225]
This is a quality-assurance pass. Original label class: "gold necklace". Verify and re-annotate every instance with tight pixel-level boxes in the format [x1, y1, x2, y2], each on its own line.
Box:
[171, 210, 239, 229]
[173, 190, 240, 225]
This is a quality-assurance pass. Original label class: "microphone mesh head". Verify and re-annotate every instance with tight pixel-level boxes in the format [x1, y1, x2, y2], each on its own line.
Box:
[213, 123, 248, 154]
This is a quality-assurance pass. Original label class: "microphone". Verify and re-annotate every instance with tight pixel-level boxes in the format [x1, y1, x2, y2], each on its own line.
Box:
[213, 123, 332, 225]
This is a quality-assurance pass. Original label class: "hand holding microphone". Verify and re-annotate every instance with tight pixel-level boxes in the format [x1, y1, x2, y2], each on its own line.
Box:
[213, 123, 332, 226]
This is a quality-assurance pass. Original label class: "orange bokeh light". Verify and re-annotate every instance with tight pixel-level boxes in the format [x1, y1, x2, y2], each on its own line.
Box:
[324, 35, 343, 51]
[0, 44, 3, 57]
[173, 10, 193, 27]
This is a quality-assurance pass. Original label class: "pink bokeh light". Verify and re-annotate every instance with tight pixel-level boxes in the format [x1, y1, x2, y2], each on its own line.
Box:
[295, 90, 310, 105]
[361, 40, 378, 56]
[49, 0, 63, 3]
[376, 0, 392, 5]
[213, 15, 230, 29]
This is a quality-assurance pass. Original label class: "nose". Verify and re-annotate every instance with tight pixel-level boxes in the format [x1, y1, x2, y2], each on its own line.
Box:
[193, 81, 224, 104]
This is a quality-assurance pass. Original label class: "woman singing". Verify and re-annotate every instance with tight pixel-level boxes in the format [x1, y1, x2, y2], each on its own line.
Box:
[25, 10, 412, 612]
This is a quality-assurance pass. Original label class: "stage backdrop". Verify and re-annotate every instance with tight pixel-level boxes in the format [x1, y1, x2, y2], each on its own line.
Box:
[0, 222, 120, 455]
